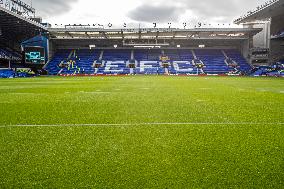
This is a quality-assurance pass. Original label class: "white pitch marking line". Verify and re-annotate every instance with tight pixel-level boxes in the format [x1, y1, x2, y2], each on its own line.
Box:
[0, 122, 283, 128]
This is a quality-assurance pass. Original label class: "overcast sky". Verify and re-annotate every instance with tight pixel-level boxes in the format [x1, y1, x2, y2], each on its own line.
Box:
[23, 0, 268, 28]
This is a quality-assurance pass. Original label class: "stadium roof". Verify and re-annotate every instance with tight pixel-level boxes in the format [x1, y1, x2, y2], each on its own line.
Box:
[234, 0, 284, 24]
[0, 6, 47, 46]
[48, 27, 262, 40]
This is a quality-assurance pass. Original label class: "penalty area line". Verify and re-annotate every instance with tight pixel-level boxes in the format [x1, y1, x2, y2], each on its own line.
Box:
[0, 122, 283, 128]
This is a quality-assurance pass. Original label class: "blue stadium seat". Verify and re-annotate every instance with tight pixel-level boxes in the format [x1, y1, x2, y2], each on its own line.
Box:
[97, 61, 129, 75]
[136, 61, 159, 75]
[251, 61, 284, 77]
[224, 49, 252, 73]
[44, 49, 251, 76]
[0, 69, 15, 78]
[45, 49, 99, 75]
[170, 61, 196, 74]
[103, 49, 131, 61]
[195, 49, 229, 74]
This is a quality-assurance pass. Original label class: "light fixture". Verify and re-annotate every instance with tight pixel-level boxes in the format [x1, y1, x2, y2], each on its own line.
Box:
[89, 45, 96, 49]
[133, 46, 161, 48]
[153, 23, 157, 28]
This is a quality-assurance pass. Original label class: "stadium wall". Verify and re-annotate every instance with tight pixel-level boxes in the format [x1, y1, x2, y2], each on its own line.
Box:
[271, 14, 284, 35]
[243, 22, 270, 49]
[48, 39, 55, 62]
[270, 40, 284, 62]
[48, 39, 248, 57]
[241, 38, 250, 62]
[270, 14, 284, 61]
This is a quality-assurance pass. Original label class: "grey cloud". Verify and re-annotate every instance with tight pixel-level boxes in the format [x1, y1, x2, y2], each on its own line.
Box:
[128, 0, 267, 23]
[128, 4, 186, 23]
[27, 0, 78, 17]
[26, 0, 269, 24]
[181, 0, 265, 22]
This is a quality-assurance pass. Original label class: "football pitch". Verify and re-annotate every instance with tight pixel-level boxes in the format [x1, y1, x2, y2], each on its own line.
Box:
[0, 76, 283, 188]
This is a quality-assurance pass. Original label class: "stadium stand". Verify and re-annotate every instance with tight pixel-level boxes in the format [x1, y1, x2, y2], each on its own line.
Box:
[163, 49, 180, 61]
[0, 48, 21, 61]
[251, 60, 284, 77]
[45, 49, 72, 75]
[97, 61, 129, 75]
[44, 49, 251, 76]
[59, 49, 99, 75]
[16, 68, 36, 77]
[135, 49, 151, 61]
[170, 61, 196, 75]
[0, 68, 36, 78]
[178, 49, 195, 61]
[195, 49, 229, 74]
[224, 49, 252, 73]
[0, 0, 272, 78]
[136, 61, 160, 75]
[103, 49, 131, 61]
[94, 49, 130, 74]
[0, 68, 14, 78]
[148, 49, 162, 61]
[75, 49, 99, 74]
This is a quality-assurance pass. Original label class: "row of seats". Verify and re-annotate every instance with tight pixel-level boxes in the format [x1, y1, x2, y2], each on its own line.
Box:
[45, 49, 252, 75]
[225, 49, 251, 73]
[251, 61, 284, 77]
[171, 61, 197, 74]
[0, 69, 15, 78]
[104, 50, 130, 61]
[60, 49, 99, 75]
[0, 48, 21, 61]
[94, 60, 235, 75]
[44, 49, 71, 75]
[96, 61, 130, 75]
[195, 49, 230, 74]
[0, 69, 36, 78]
[134, 49, 162, 61]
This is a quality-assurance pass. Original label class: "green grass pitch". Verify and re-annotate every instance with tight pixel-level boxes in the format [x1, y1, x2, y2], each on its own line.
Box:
[0, 76, 283, 188]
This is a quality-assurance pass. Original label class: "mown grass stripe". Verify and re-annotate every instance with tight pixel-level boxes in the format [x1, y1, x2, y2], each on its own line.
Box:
[0, 122, 283, 128]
